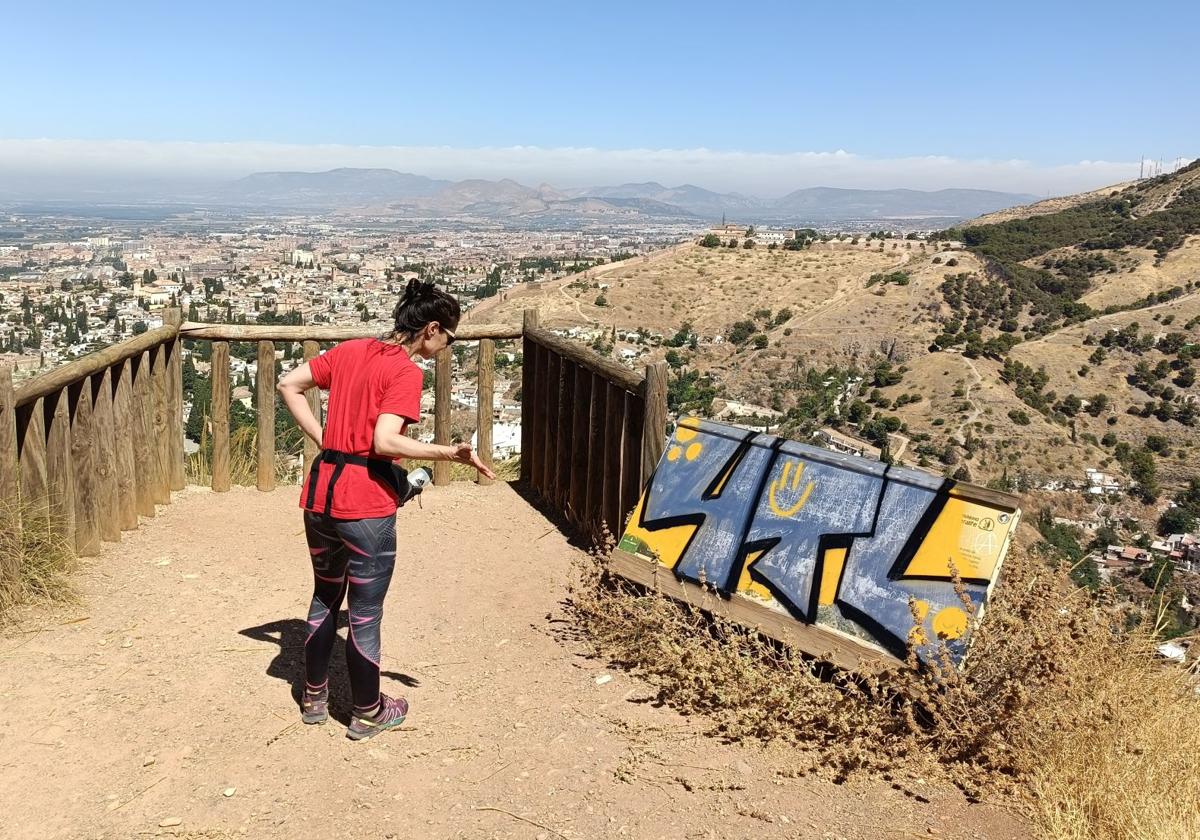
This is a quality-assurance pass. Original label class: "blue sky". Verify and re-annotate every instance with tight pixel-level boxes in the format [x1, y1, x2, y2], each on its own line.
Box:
[1, 0, 1196, 194]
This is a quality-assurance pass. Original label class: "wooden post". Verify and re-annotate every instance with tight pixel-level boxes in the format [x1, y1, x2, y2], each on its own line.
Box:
[621, 390, 645, 532]
[519, 309, 539, 484]
[301, 340, 320, 472]
[433, 348, 451, 486]
[555, 360, 575, 510]
[256, 340, 276, 491]
[92, 367, 120, 542]
[112, 360, 138, 531]
[569, 364, 591, 522]
[0, 364, 20, 543]
[584, 372, 608, 538]
[163, 309, 185, 491]
[45, 387, 76, 542]
[211, 341, 231, 492]
[17, 397, 49, 521]
[476, 338, 495, 486]
[542, 351, 560, 498]
[525, 342, 542, 492]
[151, 343, 171, 505]
[641, 362, 668, 487]
[70, 379, 101, 556]
[133, 351, 157, 517]
[602, 383, 623, 540]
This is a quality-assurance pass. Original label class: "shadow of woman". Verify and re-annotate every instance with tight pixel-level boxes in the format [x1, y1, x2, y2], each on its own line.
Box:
[239, 616, 419, 725]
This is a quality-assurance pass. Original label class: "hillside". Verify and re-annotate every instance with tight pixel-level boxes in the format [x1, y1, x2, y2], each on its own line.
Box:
[965, 181, 1139, 226]
[470, 161, 1200, 508]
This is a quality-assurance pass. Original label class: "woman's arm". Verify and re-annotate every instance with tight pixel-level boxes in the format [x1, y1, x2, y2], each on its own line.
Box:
[373, 413, 496, 480]
[277, 362, 324, 448]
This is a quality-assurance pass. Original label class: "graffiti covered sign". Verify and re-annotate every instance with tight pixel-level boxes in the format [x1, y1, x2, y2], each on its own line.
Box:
[616, 418, 1020, 667]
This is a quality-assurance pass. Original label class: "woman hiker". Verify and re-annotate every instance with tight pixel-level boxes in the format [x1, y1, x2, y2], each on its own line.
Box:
[277, 278, 495, 741]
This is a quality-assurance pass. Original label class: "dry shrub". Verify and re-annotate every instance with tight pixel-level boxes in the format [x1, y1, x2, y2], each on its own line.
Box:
[0, 500, 78, 622]
[405, 454, 521, 483]
[569, 542, 1200, 839]
[186, 424, 290, 486]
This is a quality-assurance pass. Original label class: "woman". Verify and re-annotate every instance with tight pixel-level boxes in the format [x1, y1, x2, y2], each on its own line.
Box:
[277, 279, 494, 741]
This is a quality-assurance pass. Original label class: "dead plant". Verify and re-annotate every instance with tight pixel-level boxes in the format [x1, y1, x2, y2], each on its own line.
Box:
[568, 544, 1200, 840]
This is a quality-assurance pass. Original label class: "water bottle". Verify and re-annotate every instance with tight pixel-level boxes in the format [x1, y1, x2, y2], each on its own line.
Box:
[399, 466, 431, 508]
[407, 466, 431, 492]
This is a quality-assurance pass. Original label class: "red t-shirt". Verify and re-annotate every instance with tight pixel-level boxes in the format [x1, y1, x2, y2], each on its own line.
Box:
[299, 338, 423, 519]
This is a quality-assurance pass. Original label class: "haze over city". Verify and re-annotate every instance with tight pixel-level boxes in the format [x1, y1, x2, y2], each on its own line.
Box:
[2, 0, 1195, 198]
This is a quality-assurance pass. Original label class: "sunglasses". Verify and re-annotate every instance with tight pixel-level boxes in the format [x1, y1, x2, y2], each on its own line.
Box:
[442, 326, 457, 346]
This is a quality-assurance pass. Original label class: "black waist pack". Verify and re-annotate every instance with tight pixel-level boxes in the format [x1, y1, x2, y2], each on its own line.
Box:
[305, 449, 419, 514]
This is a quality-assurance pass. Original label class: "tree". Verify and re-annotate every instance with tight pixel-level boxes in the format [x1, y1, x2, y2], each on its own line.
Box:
[846, 400, 871, 424]
[1128, 447, 1159, 502]
[699, 234, 722, 248]
[752, 334, 768, 350]
[132, 320, 148, 336]
[1158, 506, 1196, 536]
[727, 320, 756, 345]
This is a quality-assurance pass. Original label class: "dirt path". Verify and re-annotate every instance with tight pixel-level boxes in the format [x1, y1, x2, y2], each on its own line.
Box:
[0, 483, 1028, 840]
[953, 355, 985, 445]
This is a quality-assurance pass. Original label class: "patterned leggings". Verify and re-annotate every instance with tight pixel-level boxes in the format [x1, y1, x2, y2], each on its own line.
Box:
[302, 511, 396, 711]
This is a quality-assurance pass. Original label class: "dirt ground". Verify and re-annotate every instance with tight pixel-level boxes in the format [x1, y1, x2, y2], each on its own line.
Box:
[0, 482, 1030, 840]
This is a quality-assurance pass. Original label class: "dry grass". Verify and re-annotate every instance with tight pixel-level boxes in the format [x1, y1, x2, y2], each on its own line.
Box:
[569, 542, 1200, 839]
[405, 454, 522, 483]
[0, 500, 79, 623]
[184, 421, 523, 488]
[185, 424, 293, 486]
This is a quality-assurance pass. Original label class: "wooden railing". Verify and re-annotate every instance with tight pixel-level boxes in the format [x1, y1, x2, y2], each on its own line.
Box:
[0, 307, 668, 566]
[175, 320, 522, 490]
[520, 310, 668, 540]
[0, 309, 185, 557]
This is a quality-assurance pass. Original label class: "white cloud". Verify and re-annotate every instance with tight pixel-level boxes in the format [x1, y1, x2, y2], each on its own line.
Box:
[0, 137, 1157, 197]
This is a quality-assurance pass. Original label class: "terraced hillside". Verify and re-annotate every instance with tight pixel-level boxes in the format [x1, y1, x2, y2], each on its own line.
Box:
[470, 163, 1200, 510]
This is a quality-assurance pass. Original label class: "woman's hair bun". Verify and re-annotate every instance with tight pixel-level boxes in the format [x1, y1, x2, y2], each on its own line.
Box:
[389, 277, 461, 340]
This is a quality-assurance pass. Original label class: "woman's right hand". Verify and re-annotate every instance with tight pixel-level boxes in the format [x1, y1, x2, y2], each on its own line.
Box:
[449, 443, 496, 481]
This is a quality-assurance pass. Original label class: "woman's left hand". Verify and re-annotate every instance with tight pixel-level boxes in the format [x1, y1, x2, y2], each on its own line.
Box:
[450, 443, 496, 481]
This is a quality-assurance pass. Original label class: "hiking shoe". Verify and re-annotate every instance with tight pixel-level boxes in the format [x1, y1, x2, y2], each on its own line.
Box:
[347, 694, 409, 741]
[300, 686, 329, 725]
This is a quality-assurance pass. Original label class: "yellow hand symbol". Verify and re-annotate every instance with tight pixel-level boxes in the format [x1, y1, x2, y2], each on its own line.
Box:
[768, 460, 815, 518]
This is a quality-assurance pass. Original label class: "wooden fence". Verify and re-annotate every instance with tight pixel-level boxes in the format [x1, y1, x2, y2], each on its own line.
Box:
[0, 310, 185, 557]
[520, 310, 668, 540]
[0, 308, 668, 563]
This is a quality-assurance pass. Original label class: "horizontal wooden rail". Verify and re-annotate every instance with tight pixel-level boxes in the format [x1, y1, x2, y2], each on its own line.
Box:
[524, 325, 643, 394]
[14, 324, 179, 408]
[179, 322, 521, 342]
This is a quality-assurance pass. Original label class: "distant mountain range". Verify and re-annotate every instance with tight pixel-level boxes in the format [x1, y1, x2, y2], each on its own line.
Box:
[218, 168, 1038, 224]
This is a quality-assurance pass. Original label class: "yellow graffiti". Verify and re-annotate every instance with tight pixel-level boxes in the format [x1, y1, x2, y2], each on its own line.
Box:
[685, 442, 703, 461]
[932, 606, 969, 640]
[736, 548, 774, 601]
[768, 460, 816, 518]
[675, 417, 700, 442]
[620, 494, 697, 571]
[667, 446, 681, 461]
[817, 546, 847, 607]
[903, 496, 1018, 582]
